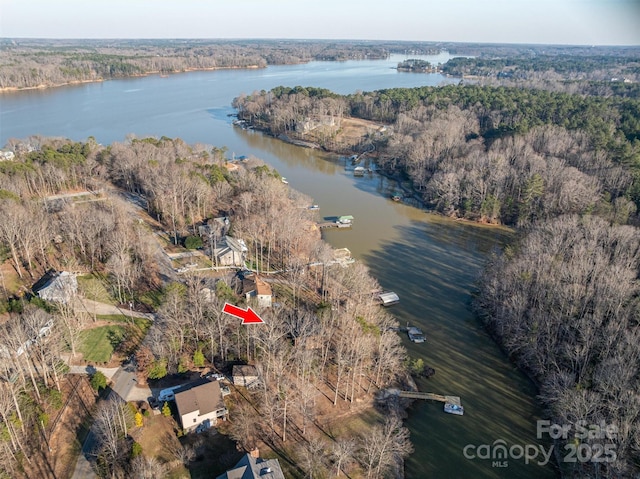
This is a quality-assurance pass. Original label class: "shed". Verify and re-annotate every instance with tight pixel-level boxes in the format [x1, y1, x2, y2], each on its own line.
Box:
[232, 365, 260, 387]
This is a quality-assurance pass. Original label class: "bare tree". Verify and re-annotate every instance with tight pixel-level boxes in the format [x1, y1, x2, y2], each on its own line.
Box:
[93, 397, 131, 479]
[129, 455, 167, 479]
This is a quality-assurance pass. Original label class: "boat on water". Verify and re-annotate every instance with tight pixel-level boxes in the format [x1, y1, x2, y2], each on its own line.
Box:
[444, 403, 464, 415]
[308, 205, 320, 210]
[354, 166, 366, 177]
[407, 326, 425, 343]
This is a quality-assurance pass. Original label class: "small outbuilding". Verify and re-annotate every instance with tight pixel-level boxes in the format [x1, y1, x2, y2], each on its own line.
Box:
[378, 291, 399, 306]
[232, 365, 260, 388]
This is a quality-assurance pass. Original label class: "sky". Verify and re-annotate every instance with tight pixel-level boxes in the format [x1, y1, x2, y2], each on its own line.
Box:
[1, 0, 639, 46]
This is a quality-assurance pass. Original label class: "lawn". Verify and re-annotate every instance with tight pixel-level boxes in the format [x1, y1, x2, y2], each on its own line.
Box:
[79, 325, 125, 363]
[77, 274, 114, 304]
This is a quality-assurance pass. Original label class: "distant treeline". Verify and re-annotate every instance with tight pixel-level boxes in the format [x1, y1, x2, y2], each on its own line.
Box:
[3, 38, 640, 91]
[234, 84, 640, 226]
[0, 39, 399, 90]
[442, 55, 640, 97]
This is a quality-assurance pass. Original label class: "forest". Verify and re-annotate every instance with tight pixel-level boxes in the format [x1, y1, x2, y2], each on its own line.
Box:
[234, 84, 640, 226]
[233, 81, 640, 477]
[0, 136, 411, 478]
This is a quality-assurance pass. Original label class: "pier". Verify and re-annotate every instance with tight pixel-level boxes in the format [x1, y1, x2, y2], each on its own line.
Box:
[384, 389, 462, 406]
[396, 390, 461, 406]
[318, 221, 352, 229]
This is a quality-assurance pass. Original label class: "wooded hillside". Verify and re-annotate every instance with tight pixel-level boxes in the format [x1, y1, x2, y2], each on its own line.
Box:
[235, 84, 640, 226]
[0, 136, 411, 478]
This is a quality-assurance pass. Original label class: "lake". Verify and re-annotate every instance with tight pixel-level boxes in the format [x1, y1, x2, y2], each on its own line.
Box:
[0, 53, 556, 478]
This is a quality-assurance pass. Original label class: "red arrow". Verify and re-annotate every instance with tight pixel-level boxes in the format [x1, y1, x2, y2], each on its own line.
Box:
[222, 303, 265, 324]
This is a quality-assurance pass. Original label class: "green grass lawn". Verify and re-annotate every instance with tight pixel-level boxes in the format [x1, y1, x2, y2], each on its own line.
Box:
[78, 316, 151, 363]
[79, 325, 125, 363]
[77, 274, 114, 304]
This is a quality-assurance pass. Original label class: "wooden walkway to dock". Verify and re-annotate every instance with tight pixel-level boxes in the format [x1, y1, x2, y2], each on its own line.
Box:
[385, 389, 461, 406]
[317, 222, 351, 229]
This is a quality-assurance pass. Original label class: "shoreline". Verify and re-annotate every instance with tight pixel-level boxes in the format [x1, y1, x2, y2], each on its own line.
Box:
[0, 64, 266, 94]
[236, 120, 514, 232]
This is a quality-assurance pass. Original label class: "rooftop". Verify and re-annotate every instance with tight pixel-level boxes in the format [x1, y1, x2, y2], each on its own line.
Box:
[175, 380, 224, 416]
[216, 453, 285, 479]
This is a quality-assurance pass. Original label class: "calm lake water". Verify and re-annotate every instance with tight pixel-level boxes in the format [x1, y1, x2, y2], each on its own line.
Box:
[0, 54, 556, 478]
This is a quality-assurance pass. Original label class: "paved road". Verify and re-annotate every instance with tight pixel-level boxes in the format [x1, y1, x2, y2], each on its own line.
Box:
[69, 362, 152, 478]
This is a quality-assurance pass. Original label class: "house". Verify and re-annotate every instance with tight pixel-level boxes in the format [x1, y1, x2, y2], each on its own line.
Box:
[174, 380, 227, 432]
[34, 271, 77, 303]
[216, 452, 285, 479]
[232, 365, 260, 387]
[0, 150, 15, 161]
[242, 274, 272, 308]
[210, 235, 248, 267]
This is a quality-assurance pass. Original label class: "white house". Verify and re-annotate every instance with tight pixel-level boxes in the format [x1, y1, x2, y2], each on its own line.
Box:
[242, 275, 272, 309]
[0, 150, 15, 161]
[175, 380, 227, 432]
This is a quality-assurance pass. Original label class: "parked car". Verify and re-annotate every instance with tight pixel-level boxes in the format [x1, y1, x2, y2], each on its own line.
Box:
[148, 397, 160, 409]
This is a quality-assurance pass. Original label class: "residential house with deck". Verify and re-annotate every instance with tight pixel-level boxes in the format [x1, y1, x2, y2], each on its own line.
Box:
[210, 235, 248, 267]
[174, 380, 227, 432]
[242, 274, 272, 308]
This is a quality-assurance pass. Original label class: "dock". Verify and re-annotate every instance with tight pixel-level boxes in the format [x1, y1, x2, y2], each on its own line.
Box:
[318, 222, 352, 229]
[383, 389, 463, 413]
[318, 215, 354, 229]
[393, 390, 461, 406]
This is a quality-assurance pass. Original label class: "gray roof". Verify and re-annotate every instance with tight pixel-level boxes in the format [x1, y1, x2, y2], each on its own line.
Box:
[35, 271, 77, 303]
[216, 453, 285, 479]
[175, 381, 224, 417]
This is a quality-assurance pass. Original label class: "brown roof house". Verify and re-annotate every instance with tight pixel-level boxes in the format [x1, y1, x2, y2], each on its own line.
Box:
[174, 380, 227, 432]
[242, 274, 272, 309]
[216, 452, 285, 479]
